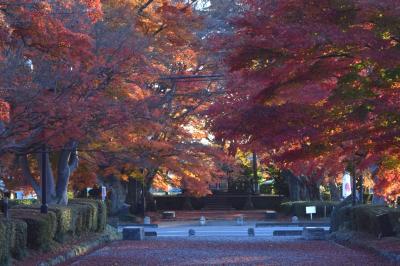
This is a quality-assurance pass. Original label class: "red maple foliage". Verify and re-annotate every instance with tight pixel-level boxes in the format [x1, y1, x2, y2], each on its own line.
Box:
[208, 0, 400, 199]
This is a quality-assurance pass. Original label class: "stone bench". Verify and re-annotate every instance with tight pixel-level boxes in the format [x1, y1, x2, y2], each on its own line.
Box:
[144, 231, 157, 237]
[162, 211, 176, 219]
[123, 226, 144, 240]
[265, 210, 277, 220]
[302, 227, 325, 240]
[273, 230, 302, 236]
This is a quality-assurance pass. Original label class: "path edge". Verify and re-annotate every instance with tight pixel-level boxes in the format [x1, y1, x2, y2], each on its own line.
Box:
[37, 225, 122, 266]
[330, 231, 400, 264]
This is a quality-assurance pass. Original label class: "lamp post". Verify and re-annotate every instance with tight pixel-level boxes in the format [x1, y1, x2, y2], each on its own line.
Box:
[3, 191, 10, 219]
[40, 144, 48, 214]
[351, 163, 357, 206]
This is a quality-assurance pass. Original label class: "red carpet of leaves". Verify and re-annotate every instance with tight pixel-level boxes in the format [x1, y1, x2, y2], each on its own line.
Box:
[65, 239, 393, 266]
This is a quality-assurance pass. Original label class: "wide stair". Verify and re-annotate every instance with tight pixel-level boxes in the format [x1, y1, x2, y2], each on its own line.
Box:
[203, 196, 233, 210]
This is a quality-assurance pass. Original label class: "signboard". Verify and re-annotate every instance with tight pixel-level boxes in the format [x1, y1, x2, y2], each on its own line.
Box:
[101, 186, 106, 201]
[306, 206, 316, 220]
[342, 172, 352, 198]
[306, 206, 316, 214]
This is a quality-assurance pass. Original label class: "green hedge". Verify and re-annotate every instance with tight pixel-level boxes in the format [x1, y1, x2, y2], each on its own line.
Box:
[7, 199, 107, 253]
[0, 218, 28, 265]
[9, 209, 57, 251]
[9, 219, 27, 259]
[332, 204, 400, 236]
[281, 201, 339, 218]
[0, 219, 12, 265]
[12, 204, 74, 243]
[69, 199, 98, 232]
[70, 199, 107, 232]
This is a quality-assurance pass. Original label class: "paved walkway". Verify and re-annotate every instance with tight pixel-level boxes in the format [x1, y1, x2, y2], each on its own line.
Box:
[118, 222, 330, 237]
[66, 238, 393, 265]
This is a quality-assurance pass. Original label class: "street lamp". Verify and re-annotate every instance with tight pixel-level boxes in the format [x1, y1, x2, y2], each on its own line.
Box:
[40, 144, 48, 214]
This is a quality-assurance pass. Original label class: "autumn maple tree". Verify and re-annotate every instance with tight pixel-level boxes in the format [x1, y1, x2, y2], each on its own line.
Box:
[0, 0, 155, 204]
[208, 0, 400, 201]
[0, 0, 232, 208]
[75, 0, 233, 212]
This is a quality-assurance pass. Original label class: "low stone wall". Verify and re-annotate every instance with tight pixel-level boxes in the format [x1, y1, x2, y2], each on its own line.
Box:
[153, 195, 284, 211]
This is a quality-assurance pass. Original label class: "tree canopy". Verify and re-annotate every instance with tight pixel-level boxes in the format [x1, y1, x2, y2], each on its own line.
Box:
[1, 0, 400, 203]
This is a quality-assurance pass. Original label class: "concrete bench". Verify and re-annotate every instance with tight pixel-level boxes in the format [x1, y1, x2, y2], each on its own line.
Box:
[144, 231, 157, 237]
[265, 210, 277, 220]
[123, 226, 144, 240]
[273, 230, 302, 236]
[162, 211, 176, 219]
[302, 227, 325, 240]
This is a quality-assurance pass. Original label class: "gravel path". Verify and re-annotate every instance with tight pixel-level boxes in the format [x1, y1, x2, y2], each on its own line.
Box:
[66, 237, 393, 266]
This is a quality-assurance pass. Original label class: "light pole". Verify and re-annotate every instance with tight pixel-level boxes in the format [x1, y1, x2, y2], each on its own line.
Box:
[40, 144, 48, 214]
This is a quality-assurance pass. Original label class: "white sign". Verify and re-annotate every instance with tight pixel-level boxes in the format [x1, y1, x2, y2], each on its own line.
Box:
[342, 172, 352, 198]
[101, 186, 106, 201]
[306, 206, 316, 214]
[306, 206, 316, 220]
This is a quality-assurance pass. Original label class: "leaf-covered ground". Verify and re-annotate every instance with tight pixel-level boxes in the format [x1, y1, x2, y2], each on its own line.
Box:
[65, 238, 393, 265]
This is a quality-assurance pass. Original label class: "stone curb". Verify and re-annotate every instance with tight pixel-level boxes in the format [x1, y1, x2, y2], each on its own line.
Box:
[330, 232, 400, 264]
[37, 225, 122, 266]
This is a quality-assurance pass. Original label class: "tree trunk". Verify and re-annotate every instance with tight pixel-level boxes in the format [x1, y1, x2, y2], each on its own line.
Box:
[143, 168, 158, 212]
[20, 141, 79, 205]
[282, 170, 301, 201]
[55, 141, 78, 204]
[359, 174, 364, 204]
[101, 175, 127, 215]
[126, 177, 140, 213]
[370, 165, 386, 205]
[329, 181, 341, 201]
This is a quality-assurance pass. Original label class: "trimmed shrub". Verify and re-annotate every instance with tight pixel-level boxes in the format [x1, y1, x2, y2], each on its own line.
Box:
[12, 204, 74, 242]
[70, 199, 107, 232]
[332, 204, 400, 237]
[0, 218, 27, 264]
[2, 199, 107, 258]
[9, 218, 27, 259]
[9, 209, 57, 251]
[69, 199, 98, 232]
[281, 201, 339, 218]
[331, 205, 353, 231]
[48, 205, 74, 242]
[0, 219, 12, 265]
[68, 203, 91, 235]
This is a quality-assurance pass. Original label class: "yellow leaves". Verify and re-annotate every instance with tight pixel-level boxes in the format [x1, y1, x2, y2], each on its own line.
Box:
[382, 31, 392, 40]
[120, 174, 129, 181]
[327, 127, 343, 136]
[391, 82, 400, 90]
[381, 154, 400, 171]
